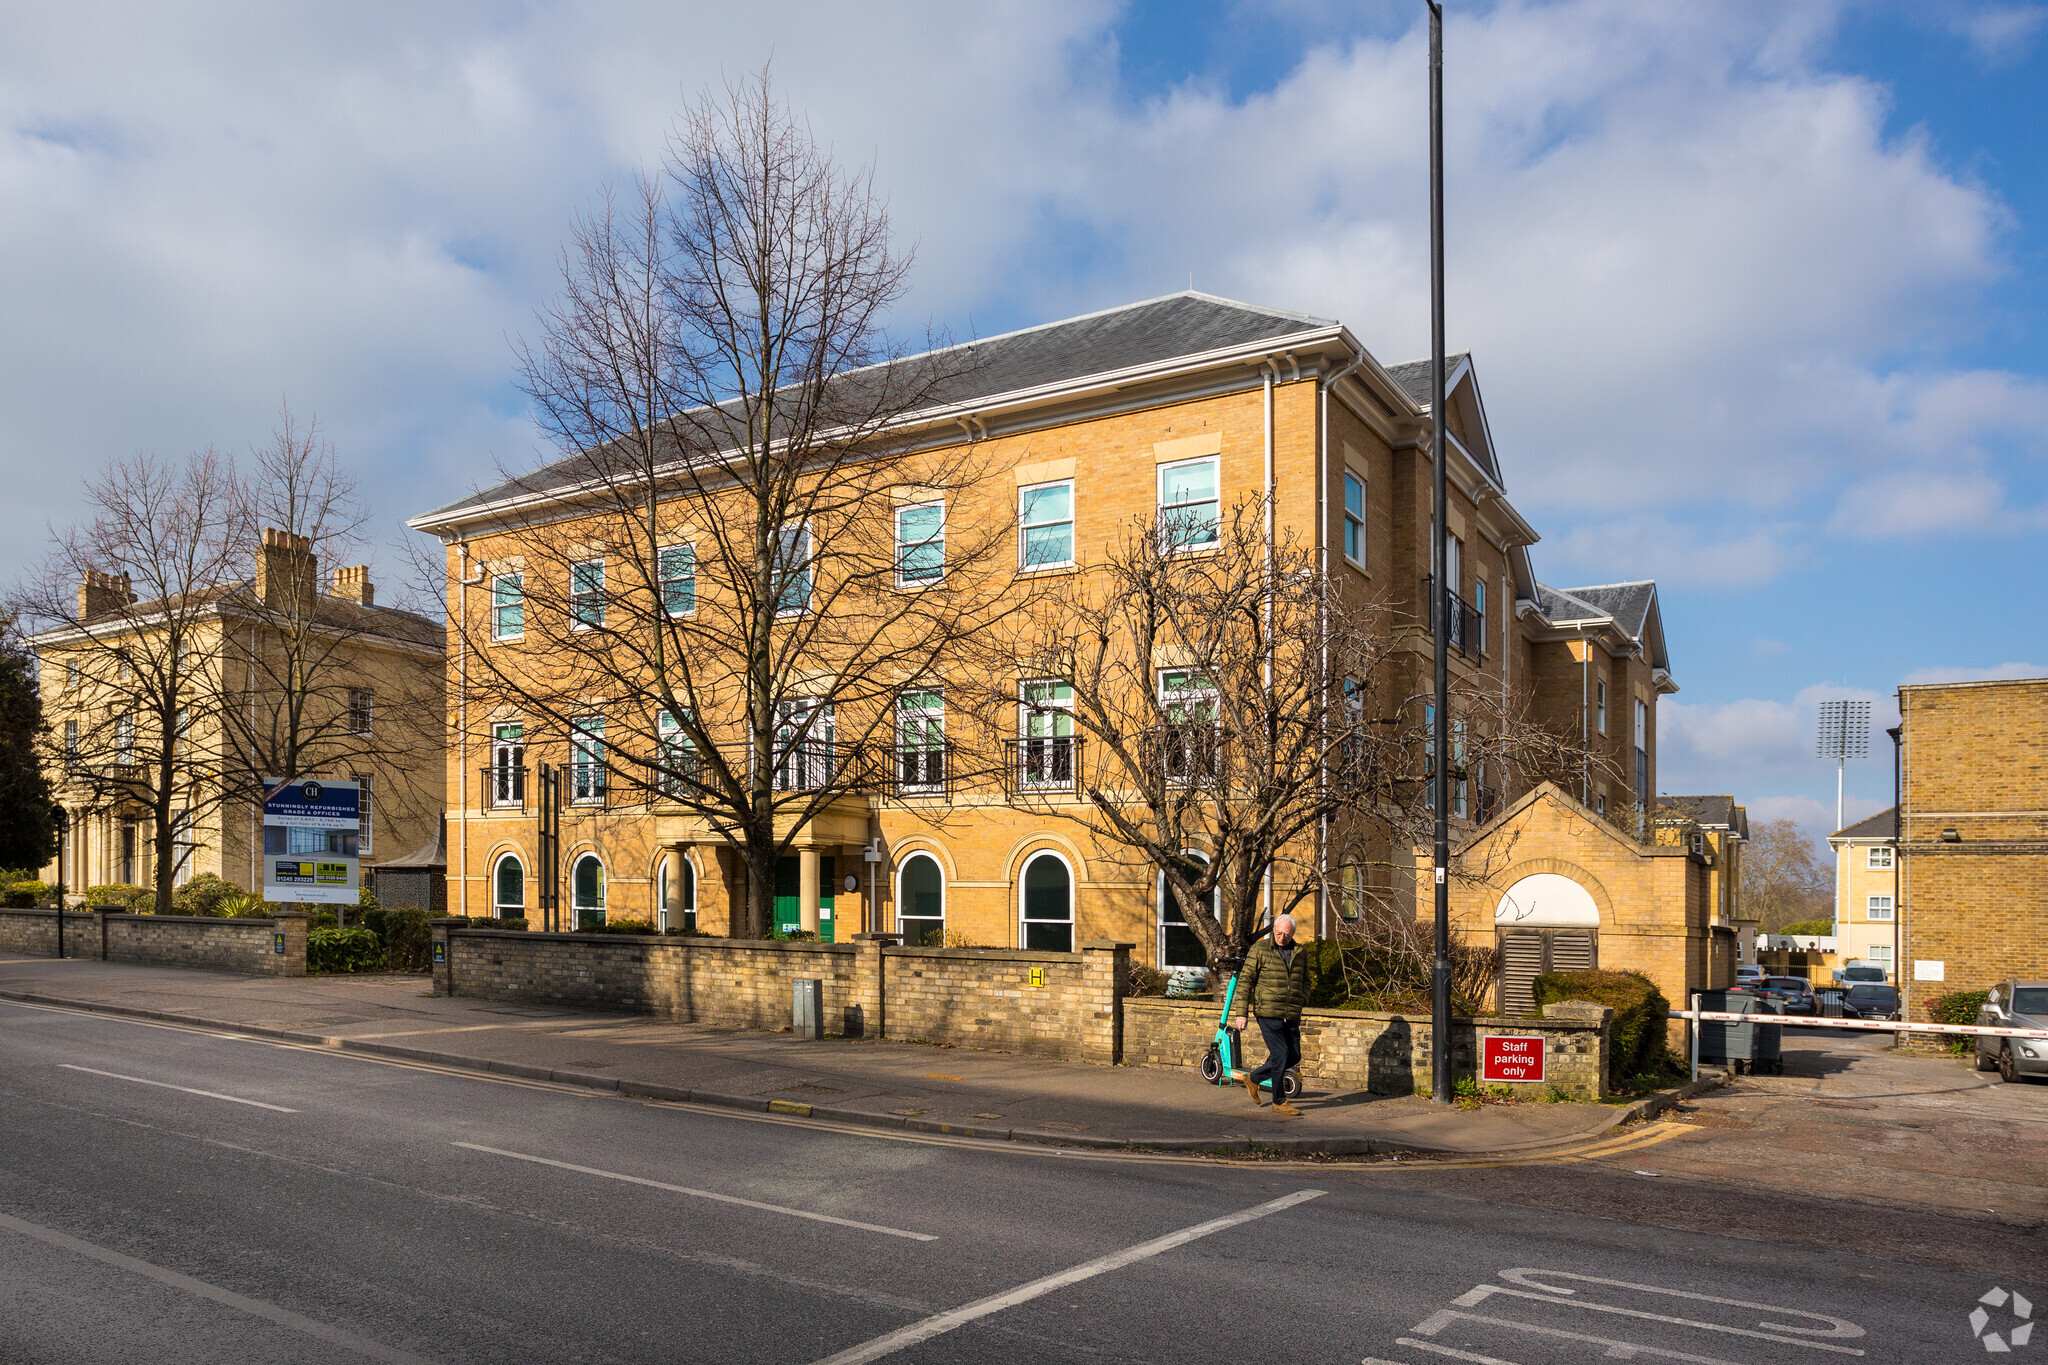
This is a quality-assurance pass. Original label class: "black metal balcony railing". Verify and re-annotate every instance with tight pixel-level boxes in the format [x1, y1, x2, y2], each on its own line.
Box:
[1005, 735, 1081, 796]
[770, 741, 838, 793]
[888, 743, 948, 797]
[480, 763, 528, 811]
[1421, 575, 1483, 659]
[1142, 722, 1223, 785]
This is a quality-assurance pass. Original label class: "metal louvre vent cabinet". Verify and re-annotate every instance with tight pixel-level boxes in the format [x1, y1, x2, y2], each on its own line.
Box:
[1496, 928, 1597, 1015]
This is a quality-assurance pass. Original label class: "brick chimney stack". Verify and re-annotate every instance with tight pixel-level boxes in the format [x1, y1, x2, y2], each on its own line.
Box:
[77, 570, 136, 621]
[255, 528, 317, 611]
[331, 565, 374, 606]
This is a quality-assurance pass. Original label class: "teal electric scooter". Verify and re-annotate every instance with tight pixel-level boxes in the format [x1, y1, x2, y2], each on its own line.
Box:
[1198, 958, 1301, 1099]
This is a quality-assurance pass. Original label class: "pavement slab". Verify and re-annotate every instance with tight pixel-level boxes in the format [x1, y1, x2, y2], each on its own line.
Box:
[0, 956, 1629, 1155]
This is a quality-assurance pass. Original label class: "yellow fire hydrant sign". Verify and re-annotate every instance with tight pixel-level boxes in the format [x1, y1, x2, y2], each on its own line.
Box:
[1028, 966, 1046, 988]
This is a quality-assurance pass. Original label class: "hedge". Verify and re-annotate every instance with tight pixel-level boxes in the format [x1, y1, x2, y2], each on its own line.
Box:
[307, 926, 383, 973]
[84, 884, 154, 911]
[360, 907, 433, 972]
[1533, 968, 1670, 1089]
[1926, 989, 1991, 1056]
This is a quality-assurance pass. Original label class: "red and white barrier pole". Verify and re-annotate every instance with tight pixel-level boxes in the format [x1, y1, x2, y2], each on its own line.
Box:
[1671, 1010, 2048, 1040]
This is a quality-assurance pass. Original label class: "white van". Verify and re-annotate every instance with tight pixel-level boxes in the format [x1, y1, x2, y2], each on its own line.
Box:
[1832, 960, 1889, 986]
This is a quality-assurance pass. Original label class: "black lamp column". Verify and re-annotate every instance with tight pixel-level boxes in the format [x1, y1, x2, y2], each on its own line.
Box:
[1428, 0, 1453, 1105]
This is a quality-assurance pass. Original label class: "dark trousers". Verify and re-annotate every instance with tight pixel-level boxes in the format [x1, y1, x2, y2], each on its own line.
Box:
[1249, 1016, 1300, 1096]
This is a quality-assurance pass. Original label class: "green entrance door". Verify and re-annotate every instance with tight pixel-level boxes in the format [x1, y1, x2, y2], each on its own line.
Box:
[774, 857, 802, 937]
[818, 856, 835, 943]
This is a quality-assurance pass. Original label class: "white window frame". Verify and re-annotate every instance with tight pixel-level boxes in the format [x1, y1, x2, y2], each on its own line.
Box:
[1342, 471, 1366, 567]
[1473, 577, 1486, 654]
[1867, 845, 1894, 870]
[1018, 679, 1077, 790]
[1157, 851, 1215, 970]
[1867, 944, 1893, 965]
[571, 852, 605, 929]
[894, 502, 945, 587]
[171, 809, 195, 886]
[494, 853, 525, 919]
[896, 851, 946, 948]
[66, 659, 80, 690]
[658, 545, 696, 618]
[491, 573, 524, 640]
[773, 699, 833, 791]
[491, 723, 525, 808]
[571, 558, 605, 630]
[115, 712, 135, 765]
[571, 717, 607, 804]
[1157, 668, 1219, 784]
[774, 524, 813, 616]
[1866, 895, 1894, 922]
[1157, 456, 1220, 552]
[895, 689, 945, 795]
[656, 709, 697, 797]
[1596, 680, 1608, 735]
[347, 688, 373, 736]
[1018, 479, 1075, 571]
[354, 773, 373, 857]
[1018, 849, 1074, 953]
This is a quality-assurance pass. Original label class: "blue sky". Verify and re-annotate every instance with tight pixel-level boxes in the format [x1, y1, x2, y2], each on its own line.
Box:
[2, 1, 2043, 847]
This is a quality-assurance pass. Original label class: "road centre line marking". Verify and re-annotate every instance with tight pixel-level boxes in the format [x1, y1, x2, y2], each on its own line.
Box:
[452, 1142, 937, 1241]
[0, 1210, 434, 1364]
[1450, 1285, 1865, 1354]
[810, 1188, 1326, 1365]
[58, 1064, 298, 1112]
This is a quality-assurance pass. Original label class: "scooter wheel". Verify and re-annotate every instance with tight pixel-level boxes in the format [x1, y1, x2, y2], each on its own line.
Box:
[1199, 1046, 1222, 1084]
[1282, 1069, 1302, 1099]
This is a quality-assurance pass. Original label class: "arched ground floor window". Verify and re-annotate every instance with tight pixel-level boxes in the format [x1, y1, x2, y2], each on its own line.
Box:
[494, 854, 524, 920]
[1020, 851, 1072, 953]
[572, 854, 605, 930]
[1158, 854, 1215, 969]
[659, 855, 696, 933]
[897, 853, 944, 947]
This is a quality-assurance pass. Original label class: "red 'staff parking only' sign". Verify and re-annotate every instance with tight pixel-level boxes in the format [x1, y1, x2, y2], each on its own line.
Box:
[1481, 1035, 1546, 1083]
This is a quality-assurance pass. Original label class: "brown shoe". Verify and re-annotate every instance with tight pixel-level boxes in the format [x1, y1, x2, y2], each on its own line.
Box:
[1271, 1101, 1303, 1117]
[1243, 1073, 1262, 1104]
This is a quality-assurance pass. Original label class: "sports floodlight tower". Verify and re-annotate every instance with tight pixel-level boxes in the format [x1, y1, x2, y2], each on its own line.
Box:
[1817, 700, 1871, 836]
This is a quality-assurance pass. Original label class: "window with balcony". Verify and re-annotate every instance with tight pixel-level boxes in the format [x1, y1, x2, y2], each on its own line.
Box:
[896, 689, 945, 795]
[1158, 457, 1219, 551]
[571, 717, 606, 803]
[115, 713, 135, 765]
[895, 503, 944, 586]
[1157, 669, 1219, 783]
[656, 710, 697, 796]
[491, 724, 524, 807]
[1019, 481, 1074, 569]
[1017, 680, 1076, 790]
[659, 546, 696, 616]
[1342, 471, 1366, 566]
[571, 559, 605, 629]
[492, 573, 524, 639]
[772, 699, 833, 791]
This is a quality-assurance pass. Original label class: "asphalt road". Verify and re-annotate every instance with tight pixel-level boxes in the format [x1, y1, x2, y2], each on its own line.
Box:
[0, 998, 2033, 1364]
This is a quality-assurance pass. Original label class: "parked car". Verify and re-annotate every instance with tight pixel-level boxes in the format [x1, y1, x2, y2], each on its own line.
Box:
[1736, 965, 1765, 986]
[1976, 981, 2048, 1084]
[1841, 984, 1901, 1021]
[1833, 962, 1890, 987]
[1760, 976, 1817, 1015]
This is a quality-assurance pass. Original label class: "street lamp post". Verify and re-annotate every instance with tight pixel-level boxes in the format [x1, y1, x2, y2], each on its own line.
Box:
[1427, 0, 1453, 1106]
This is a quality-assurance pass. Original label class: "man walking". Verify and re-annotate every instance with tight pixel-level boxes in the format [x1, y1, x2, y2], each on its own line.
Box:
[1231, 913, 1308, 1116]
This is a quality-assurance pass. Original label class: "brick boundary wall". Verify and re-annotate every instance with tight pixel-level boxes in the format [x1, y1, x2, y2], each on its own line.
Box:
[1120, 998, 1610, 1100]
[0, 907, 307, 977]
[429, 922, 1132, 1064]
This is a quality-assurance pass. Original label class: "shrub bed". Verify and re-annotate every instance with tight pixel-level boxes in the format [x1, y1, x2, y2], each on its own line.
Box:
[84, 884, 154, 911]
[307, 926, 383, 973]
[579, 918, 657, 935]
[360, 907, 433, 972]
[1533, 968, 1671, 1090]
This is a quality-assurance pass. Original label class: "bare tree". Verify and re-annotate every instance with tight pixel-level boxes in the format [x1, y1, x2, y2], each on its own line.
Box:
[1740, 817, 1833, 931]
[15, 451, 247, 910]
[969, 497, 1593, 981]
[445, 70, 1014, 937]
[214, 408, 444, 871]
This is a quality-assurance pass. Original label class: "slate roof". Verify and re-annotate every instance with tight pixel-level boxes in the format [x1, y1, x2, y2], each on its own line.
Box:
[1550, 581, 1658, 639]
[1833, 807, 1897, 841]
[1663, 795, 1740, 830]
[415, 292, 1342, 526]
[1383, 353, 1470, 407]
[39, 579, 442, 649]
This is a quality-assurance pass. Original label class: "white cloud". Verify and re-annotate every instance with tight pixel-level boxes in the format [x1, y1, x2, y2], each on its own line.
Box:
[1540, 516, 1803, 590]
[1948, 4, 2048, 64]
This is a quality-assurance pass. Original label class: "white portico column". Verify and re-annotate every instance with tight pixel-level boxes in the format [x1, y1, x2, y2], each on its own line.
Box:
[660, 846, 684, 929]
[798, 847, 821, 935]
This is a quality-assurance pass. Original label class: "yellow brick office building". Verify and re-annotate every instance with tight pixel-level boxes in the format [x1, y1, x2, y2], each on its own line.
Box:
[413, 294, 1678, 970]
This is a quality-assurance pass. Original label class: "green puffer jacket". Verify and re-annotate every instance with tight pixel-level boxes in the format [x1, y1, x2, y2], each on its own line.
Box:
[1234, 937, 1309, 1021]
